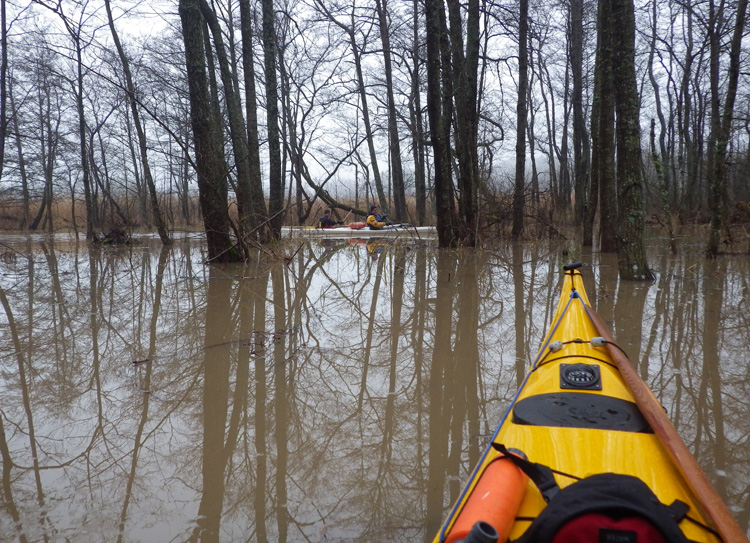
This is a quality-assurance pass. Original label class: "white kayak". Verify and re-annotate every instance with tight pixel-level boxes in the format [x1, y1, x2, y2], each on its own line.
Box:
[281, 224, 437, 238]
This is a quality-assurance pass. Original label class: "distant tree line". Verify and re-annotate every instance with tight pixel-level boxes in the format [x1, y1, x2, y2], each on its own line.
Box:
[0, 0, 747, 269]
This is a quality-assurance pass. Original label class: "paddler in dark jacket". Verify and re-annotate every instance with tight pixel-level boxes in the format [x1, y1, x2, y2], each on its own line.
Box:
[366, 205, 392, 230]
[317, 209, 343, 228]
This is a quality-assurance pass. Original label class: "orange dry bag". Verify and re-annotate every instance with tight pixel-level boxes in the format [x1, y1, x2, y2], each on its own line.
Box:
[444, 451, 528, 543]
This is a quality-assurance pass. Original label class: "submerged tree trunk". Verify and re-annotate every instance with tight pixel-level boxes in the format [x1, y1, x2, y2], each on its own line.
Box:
[446, 0, 479, 245]
[104, 0, 171, 245]
[411, 0, 426, 226]
[611, 0, 652, 279]
[262, 0, 284, 237]
[707, 0, 747, 256]
[238, 0, 269, 241]
[374, 0, 406, 221]
[511, 0, 528, 238]
[570, 0, 589, 228]
[592, 0, 617, 252]
[200, 0, 268, 242]
[179, 0, 235, 262]
[425, 0, 455, 247]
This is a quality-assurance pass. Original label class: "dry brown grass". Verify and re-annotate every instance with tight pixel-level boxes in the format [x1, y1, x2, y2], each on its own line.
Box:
[0, 191, 571, 242]
[0, 195, 205, 233]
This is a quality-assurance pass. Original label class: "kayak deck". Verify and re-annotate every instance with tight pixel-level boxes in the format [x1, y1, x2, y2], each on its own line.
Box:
[435, 265, 737, 543]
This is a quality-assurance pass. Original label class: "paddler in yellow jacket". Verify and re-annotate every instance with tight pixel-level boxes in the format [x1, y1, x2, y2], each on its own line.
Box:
[366, 204, 393, 230]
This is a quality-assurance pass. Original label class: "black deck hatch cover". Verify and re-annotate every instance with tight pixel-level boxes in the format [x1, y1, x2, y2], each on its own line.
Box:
[513, 392, 652, 433]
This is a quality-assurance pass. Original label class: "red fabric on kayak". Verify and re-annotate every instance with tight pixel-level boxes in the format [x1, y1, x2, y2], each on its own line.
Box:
[552, 512, 666, 543]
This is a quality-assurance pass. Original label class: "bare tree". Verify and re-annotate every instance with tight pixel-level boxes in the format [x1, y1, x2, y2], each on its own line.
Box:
[313, 0, 389, 214]
[611, 0, 652, 279]
[409, 0, 427, 225]
[238, 0, 267, 238]
[374, 0, 407, 221]
[33, 0, 99, 240]
[570, 0, 590, 229]
[103, 0, 171, 244]
[446, 0, 480, 244]
[262, 0, 283, 236]
[178, 0, 234, 262]
[199, 0, 269, 241]
[591, 0, 617, 252]
[425, 0, 456, 246]
[511, 0, 529, 238]
[706, 0, 748, 256]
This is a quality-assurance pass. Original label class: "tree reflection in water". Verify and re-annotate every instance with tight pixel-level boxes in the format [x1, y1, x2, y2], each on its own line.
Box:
[0, 233, 748, 542]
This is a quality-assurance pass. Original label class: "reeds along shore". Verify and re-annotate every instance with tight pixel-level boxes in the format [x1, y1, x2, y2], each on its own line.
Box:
[0, 192, 551, 234]
[4, 192, 749, 246]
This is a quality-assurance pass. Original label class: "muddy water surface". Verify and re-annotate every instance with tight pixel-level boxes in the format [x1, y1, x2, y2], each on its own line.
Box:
[1, 232, 749, 542]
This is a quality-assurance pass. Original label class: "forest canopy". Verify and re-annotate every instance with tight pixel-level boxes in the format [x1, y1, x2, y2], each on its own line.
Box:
[0, 0, 747, 262]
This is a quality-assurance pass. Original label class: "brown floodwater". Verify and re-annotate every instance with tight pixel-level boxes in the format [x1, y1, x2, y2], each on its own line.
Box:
[0, 230, 749, 542]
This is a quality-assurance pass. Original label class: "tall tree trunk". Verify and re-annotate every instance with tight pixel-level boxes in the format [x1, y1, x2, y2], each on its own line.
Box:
[570, 0, 589, 227]
[425, 0, 455, 247]
[593, 0, 617, 252]
[678, 0, 697, 219]
[557, 65, 571, 210]
[0, 0, 7, 183]
[539, 58, 559, 214]
[446, 0, 479, 245]
[30, 79, 56, 232]
[238, 0, 268, 240]
[611, 0, 653, 279]
[123, 111, 149, 225]
[277, 45, 305, 226]
[584, 82, 598, 247]
[103, 0, 171, 245]
[438, 1, 459, 232]
[200, 0, 268, 242]
[707, 0, 747, 256]
[179, 0, 235, 262]
[262, 0, 284, 236]
[511, 0, 528, 238]
[73, 32, 96, 240]
[312, 0, 389, 214]
[374, 0, 407, 221]
[411, 0, 426, 226]
[527, 45, 539, 207]
[647, 0, 675, 249]
[9, 83, 30, 228]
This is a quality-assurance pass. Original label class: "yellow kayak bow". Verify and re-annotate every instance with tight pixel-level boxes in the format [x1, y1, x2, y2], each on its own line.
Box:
[434, 263, 746, 543]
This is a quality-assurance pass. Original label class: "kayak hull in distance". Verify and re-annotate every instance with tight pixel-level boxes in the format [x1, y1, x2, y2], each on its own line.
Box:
[281, 225, 437, 238]
[434, 263, 745, 543]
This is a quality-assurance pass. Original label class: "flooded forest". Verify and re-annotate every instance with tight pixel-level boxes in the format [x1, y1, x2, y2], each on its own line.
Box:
[1, 0, 750, 538]
[1, 231, 749, 542]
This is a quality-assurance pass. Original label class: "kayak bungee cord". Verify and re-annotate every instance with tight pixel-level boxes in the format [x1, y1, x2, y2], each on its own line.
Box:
[533, 337, 621, 370]
[531, 291, 577, 369]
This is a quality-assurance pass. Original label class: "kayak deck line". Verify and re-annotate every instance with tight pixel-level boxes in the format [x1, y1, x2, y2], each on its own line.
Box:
[433, 263, 744, 543]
